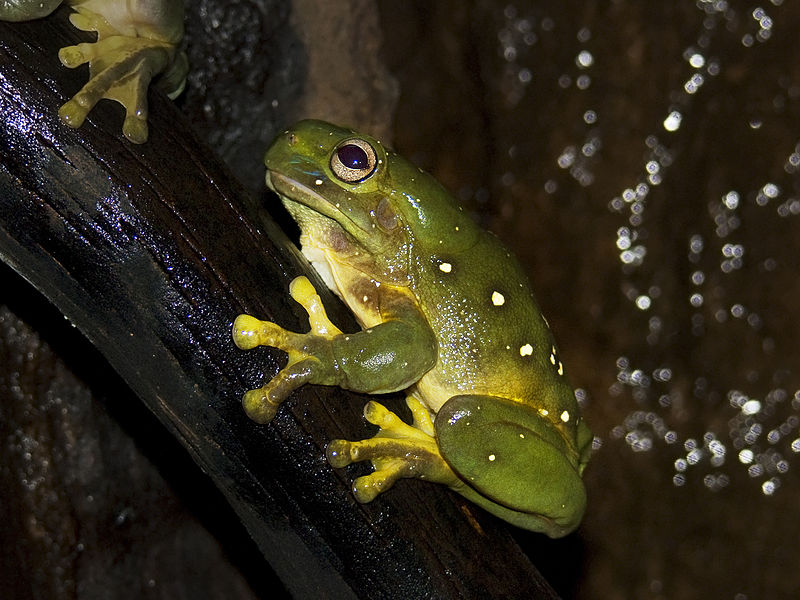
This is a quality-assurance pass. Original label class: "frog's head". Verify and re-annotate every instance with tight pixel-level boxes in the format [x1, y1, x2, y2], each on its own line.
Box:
[264, 120, 479, 283]
[435, 393, 592, 538]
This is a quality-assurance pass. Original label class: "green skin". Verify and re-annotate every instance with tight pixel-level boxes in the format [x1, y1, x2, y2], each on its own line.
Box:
[234, 120, 592, 537]
[0, 0, 186, 143]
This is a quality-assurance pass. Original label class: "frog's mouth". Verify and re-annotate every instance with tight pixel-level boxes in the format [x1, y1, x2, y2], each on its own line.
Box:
[266, 170, 364, 239]
[266, 169, 411, 289]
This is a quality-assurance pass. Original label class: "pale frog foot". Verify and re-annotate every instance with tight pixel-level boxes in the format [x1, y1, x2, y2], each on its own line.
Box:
[57, 9, 187, 143]
[327, 397, 460, 502]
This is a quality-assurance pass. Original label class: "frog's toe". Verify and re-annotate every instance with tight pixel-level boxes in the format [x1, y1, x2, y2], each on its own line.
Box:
[326, 438, 403, 469]
[327, 439, 406, 501]
[288, 276, 343, 338]
[118, 75, 150, 144]
[232, 315, 262, 349]
[58, 95, 93, 129]
[58, 43, 92, 68]
[159, 52, 189, 99]
[232, 314, 289, 350]
[67, 11, 115, 36]
[242, 387, 281, 424]
[362, 400, 393, 428]
[288, 275, 315, 301]
[326, 439, 353, 468]
[67, 11, 93, 32]
[351, 466, 405, 503]
[242, 358, 316, 423]
[363, 400, 434, 443]
[122, 111, 149, 145]
[352, 476, 381, 503]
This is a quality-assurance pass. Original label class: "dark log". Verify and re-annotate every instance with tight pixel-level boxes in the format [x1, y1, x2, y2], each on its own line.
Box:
[0, 10, 557, 599]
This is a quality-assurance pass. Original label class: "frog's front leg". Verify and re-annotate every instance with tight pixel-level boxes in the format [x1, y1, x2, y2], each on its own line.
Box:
[57, 4, 187, 143]
[233, 276, 438, 424]
[233, 276, 344, 423]
[327, 396, 461, 501]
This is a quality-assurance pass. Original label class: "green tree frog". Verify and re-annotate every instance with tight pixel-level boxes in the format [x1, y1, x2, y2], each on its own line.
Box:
[0, 0, 187, 143]
[233, 120, 592, 537]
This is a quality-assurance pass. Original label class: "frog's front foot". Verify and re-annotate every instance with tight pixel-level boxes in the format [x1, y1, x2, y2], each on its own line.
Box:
[327, 396, 459, 502]
[233, 276, 343, 424]
[57, 11, 187, 143]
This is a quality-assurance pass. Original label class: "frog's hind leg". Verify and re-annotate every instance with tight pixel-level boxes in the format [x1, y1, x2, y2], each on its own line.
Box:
[327, 397, 460, 502]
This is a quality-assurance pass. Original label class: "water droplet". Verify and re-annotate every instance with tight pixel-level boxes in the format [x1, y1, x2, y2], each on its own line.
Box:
[688, 52, 706, 68]
[685, 73, 705, 94]
[576, 50, 594, 68]
[722, 190, 740, 209]
[663, 111, 682, 132]
[742, 399, 762, 415]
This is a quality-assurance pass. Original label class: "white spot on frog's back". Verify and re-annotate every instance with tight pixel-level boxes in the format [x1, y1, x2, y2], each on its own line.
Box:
[549, 345, 565, 376]
[519, 343, 533, 356]
[560, 410, 570, 423]
[439, 262, 452, 273]
[491, 291, 505, 306]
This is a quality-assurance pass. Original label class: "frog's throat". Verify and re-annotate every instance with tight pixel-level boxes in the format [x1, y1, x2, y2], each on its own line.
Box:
[266, 171, 362, 239]
[299, 245, 340, 298]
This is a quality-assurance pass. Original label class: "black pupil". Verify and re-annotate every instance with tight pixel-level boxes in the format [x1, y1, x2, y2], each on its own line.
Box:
[338, 144, 369, 170]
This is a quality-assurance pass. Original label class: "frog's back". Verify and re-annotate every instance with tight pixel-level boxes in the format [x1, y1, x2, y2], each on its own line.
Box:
[411, 228, 579, 434]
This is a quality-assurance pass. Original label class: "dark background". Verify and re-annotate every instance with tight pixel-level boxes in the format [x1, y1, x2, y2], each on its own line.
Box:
[378, 3, 800, 597]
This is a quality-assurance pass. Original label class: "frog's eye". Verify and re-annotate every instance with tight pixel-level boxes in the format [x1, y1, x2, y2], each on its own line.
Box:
[331, 139, 377, 183]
